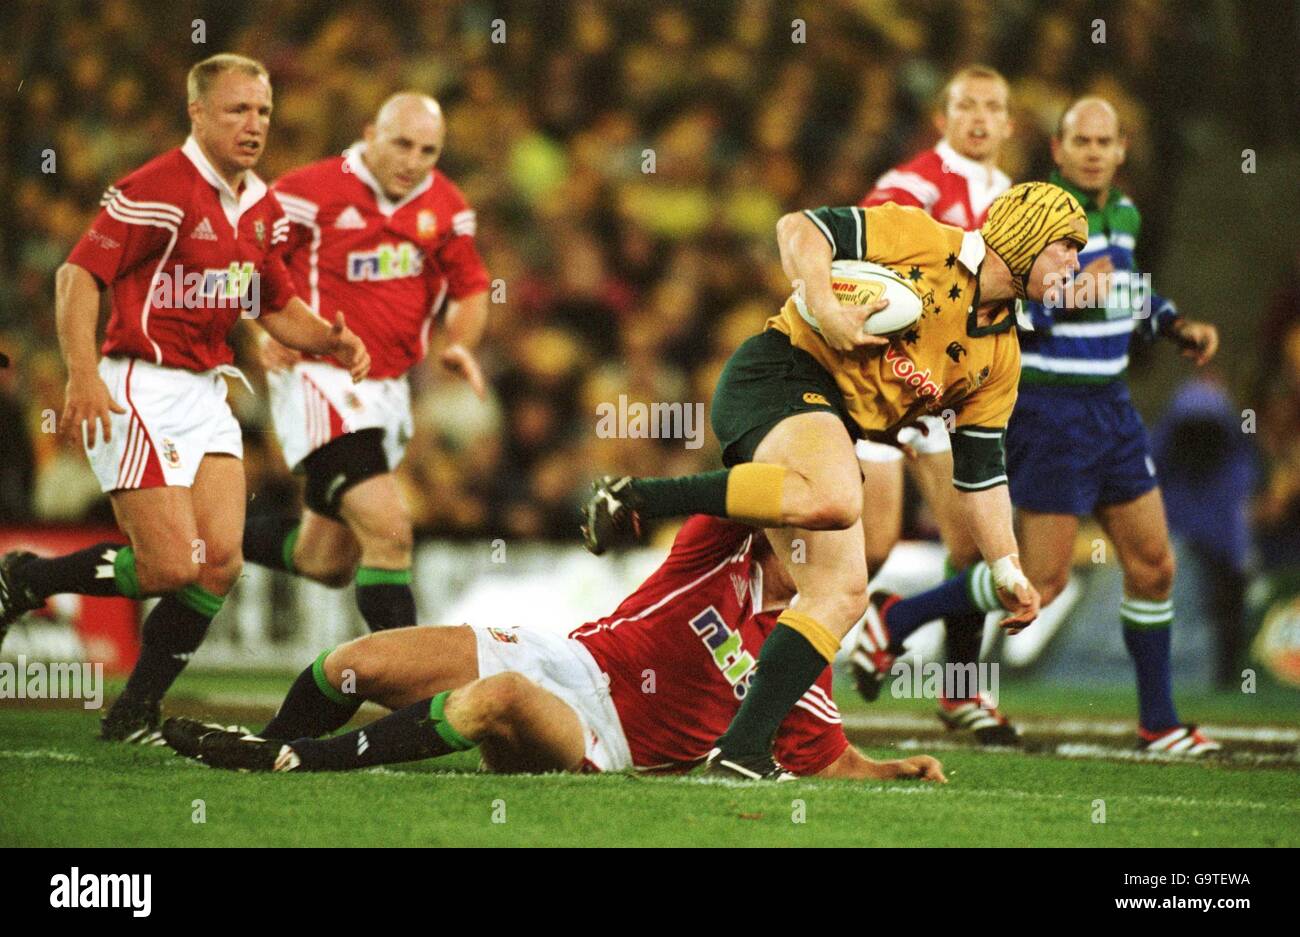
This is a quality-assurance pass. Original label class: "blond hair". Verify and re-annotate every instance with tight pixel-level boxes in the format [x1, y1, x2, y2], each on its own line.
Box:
[187, 53, 269, 104]
[939, 65, 1010, 111]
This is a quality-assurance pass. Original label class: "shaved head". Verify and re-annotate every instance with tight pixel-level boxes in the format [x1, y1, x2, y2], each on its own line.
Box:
[1057, 96, 1122, 140]
[362, 92, 446, 201]
[375, 92, 444, 137]
[1052, 96, 1126, 201]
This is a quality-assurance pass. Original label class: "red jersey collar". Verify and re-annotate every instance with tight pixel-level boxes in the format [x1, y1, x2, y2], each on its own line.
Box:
[181, 135, 268, 228]
[343, 142, 433, 217]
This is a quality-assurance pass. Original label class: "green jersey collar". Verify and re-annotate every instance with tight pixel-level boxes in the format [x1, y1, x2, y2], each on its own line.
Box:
[1048, 169, 1122, 213]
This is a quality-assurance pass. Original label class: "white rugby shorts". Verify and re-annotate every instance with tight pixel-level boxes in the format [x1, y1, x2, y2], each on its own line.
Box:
[855, 414, 952, 463]
[471, 625, 633, 773]
[85, 356, 243, 492]
[267, 361, 413, 473]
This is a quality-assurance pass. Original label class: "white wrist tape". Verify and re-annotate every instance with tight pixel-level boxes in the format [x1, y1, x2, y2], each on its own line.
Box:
[991, 555, 1029, 593]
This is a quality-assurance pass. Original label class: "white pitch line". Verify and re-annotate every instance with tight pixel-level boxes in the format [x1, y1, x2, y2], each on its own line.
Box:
[0, 749, 84, 763]
[888, 736, 1300, 767]
[843, 712, 1300, 744]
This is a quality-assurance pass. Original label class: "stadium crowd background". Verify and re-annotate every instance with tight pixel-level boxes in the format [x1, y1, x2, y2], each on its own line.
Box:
[1, 0, 1297, 580]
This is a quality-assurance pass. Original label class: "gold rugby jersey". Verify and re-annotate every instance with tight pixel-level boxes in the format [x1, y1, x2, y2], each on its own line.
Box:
[768, 203, 1020, 456]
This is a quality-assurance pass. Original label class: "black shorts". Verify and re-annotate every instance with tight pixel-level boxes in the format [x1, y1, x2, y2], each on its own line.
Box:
[710, 329, 858, 467]
[300, 427, 390, 519]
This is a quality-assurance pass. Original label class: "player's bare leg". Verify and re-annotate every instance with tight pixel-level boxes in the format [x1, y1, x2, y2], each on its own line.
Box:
[909, 447, 1019, 736]
[1095, 489, 1215, 752]
[184, 624, 587, 773]
[189, 454, 246, 598]
[1015, 508, 1079, 606]
[244, 472, 415, 631]
[335, 472, 417, 631]
[859, 457, 904, 573]
[445, 672, 587, 773]
[101, 454, 244, 740]
[109, 486, 201, 594]
[704, 413, 867, 775]
[321, 624, 480, 709]
[289, 509, 361, 588]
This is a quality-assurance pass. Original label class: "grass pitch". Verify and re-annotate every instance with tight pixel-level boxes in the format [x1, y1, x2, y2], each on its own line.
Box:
[2, 673, 1296, 848]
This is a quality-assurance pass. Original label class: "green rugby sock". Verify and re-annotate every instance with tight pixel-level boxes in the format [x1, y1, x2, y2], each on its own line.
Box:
[261, 649, 362, 740]
[288, 691, 476, 771]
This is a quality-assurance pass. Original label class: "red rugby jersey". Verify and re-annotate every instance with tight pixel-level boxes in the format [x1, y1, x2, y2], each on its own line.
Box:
[570, 516, 849, 775]
[273, 145, 490, 380]
[67, 136, 297, 371]
[862, 140, 1011, 231]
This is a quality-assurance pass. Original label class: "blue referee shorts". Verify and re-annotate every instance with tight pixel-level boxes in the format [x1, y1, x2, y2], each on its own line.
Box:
[1006, 382, 1159, 515]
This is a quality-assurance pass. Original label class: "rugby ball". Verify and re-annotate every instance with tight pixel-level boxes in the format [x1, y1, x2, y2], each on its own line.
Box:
[792, 260, 924, 337]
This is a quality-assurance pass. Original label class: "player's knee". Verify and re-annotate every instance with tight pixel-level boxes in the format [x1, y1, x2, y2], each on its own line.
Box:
[294, 544, 359, 588]
[326, 636, 385, 697]
[351, 511, 414, 567]
[315, 562, 358, 590]
[198, 547, 242, 594]
[138, 553, 201, 594]
[822, 574, 869, 626]
[1034, 566, 1070, 606]
[1128, 548, 1175, 599]
[472, 672, 537, 731]
[800, 486, 862, 531]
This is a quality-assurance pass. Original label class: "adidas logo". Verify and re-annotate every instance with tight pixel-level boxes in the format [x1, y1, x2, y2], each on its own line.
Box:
[334, 206, 366, 229]
[357, 730, 369, 756]
[190, 217, 218, 241]
[731, 573, 749, 605]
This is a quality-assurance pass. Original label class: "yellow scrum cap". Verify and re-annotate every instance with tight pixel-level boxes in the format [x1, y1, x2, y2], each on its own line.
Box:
[980, 182, 1088, 297]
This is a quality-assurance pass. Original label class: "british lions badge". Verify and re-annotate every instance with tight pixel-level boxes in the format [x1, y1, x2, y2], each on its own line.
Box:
[417, 210, 437, 239]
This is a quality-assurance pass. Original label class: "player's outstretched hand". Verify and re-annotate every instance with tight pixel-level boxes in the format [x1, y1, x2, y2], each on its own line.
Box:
[872, 755, 947, 783]
[815, 297, 891, 353]
[440, 343, 487, 399]
[1173, 320, 1219, 367]
[328, 312, 370, 383]
[63, 370, 126, 448]
[899, 755, 948, 783]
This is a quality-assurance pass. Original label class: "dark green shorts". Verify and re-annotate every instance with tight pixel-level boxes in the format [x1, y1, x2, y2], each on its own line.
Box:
[710, 329, 857, 467]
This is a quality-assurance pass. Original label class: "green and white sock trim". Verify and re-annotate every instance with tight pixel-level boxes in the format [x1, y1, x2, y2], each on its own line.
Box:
[965, 561, 1001, 613]
[311, 648, 352, 706]
[427, 690, 477, 751]
[1120, 596, 1173, 630]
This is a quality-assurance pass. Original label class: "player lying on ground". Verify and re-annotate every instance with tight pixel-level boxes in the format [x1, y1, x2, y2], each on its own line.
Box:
[848, 97, 1221, 757]
[855, 64, 1019, 745]
[242, 91, 490, 633]
[0, 54, 369, 743]
[581, 182, 1088, 779]
[163, 515, 945, 782]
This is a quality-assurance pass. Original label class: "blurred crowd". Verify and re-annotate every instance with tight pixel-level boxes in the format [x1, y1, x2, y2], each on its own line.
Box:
[1, 0, 1296, 555]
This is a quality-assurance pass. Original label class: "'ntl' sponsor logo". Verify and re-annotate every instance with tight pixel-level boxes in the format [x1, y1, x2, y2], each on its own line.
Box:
[347, 242, 424, 281]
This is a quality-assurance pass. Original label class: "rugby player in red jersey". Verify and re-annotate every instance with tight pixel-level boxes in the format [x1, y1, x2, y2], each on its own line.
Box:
[0, 54, 369, 742]
[242, 92, 490, 632]
[163, 515, 945, 783]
